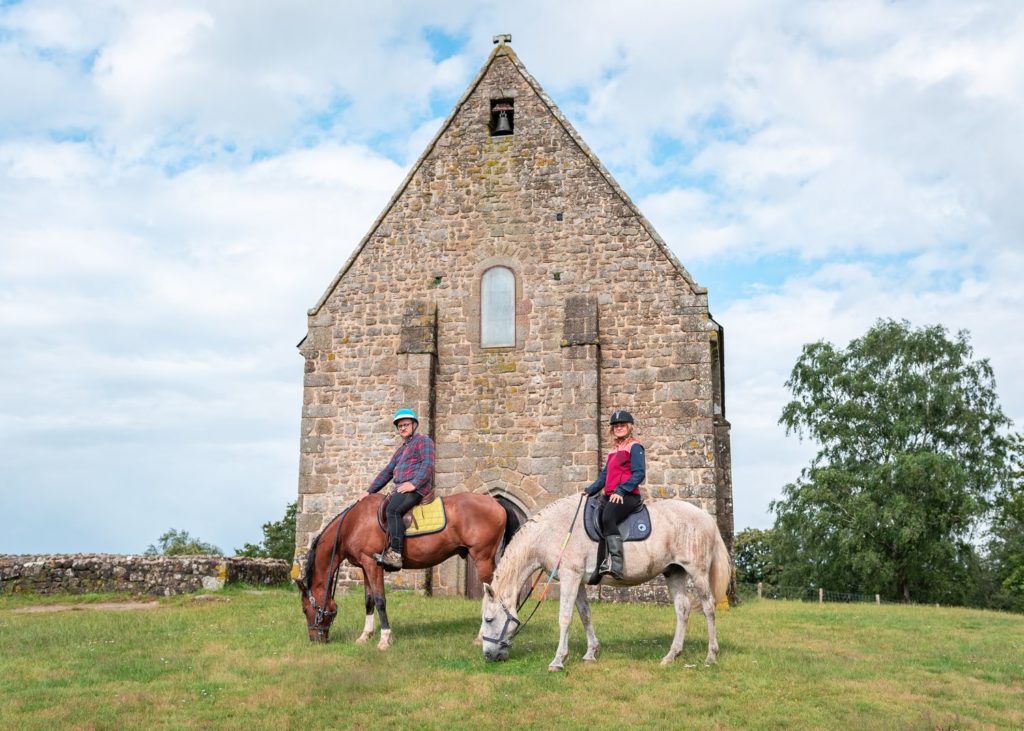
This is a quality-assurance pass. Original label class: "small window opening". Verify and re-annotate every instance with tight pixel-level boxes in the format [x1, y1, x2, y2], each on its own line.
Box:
[490, 98, 514, 136]
[481, 266, 515, 347]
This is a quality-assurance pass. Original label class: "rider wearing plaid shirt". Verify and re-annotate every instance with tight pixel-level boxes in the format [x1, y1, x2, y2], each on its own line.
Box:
[366, 433, 435, 497]
[360, 408, 435, 570]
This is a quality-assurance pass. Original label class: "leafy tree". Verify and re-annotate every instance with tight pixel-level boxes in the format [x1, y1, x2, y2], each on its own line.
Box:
[145, 528, 222, 556]
[985, 433, 1024, 612]
[771, 319, 1012, 604]
[235, 501, 296, 562]
[734, 528, 780, 585]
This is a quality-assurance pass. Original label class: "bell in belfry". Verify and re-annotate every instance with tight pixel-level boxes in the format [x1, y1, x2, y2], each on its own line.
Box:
[494, 110, 511, 134]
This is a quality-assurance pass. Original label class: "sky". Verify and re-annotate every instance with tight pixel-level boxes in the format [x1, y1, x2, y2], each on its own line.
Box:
[2, 0, 1022, 555]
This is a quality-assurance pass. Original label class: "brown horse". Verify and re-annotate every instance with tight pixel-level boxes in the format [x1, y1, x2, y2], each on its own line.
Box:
[296, 492, 520, 648]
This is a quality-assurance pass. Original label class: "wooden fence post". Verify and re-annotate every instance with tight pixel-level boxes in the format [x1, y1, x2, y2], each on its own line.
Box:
[875, 594, 880, 605]
[819, 587, 824, 604]
[757, 582, 762, 599]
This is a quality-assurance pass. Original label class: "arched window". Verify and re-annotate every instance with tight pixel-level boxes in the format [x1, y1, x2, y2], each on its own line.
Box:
[481, 266, 515, 347]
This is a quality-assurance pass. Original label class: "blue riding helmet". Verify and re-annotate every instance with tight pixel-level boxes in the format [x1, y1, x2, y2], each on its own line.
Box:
[393, 408, 419, 425]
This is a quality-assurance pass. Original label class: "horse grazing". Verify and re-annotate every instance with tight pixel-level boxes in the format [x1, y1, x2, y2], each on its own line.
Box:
[480, 495, 731, 671]
[296, 492, 519, 649]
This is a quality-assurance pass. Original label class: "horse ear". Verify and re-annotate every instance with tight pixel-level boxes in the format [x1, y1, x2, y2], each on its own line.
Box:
[482, 583, 494, 600]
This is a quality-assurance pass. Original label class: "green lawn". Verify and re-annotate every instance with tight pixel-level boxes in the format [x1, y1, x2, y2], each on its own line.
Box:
[2, 587, 1022, 730]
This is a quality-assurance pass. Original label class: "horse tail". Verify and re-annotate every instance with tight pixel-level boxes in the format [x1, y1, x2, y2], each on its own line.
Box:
[501, 503, 522, 550]
[709, 526, 732, 603]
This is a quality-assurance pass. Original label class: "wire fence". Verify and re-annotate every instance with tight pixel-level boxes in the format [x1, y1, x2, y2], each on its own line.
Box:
[736, 581, 899, 606]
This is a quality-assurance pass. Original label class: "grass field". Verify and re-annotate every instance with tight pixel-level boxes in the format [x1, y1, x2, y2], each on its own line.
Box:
[2, 586, 1022, 730]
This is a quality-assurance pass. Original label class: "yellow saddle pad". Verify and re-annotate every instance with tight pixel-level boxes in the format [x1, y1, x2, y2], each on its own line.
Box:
[406, 498, 446, 537]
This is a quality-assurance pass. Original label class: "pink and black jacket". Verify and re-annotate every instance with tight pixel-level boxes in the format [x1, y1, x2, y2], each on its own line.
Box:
[584, 442, 646, 498]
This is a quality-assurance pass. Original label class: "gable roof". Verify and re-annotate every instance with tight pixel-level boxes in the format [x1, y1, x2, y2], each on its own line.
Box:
[309, 43, 705, 316]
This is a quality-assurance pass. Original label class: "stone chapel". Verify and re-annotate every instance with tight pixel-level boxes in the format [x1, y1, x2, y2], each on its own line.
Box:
[294, 40, 733, 597]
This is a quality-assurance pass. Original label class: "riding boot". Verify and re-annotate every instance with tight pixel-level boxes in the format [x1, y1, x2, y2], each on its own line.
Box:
[600, 534, 625, 580]
[374, 546, 403, 571]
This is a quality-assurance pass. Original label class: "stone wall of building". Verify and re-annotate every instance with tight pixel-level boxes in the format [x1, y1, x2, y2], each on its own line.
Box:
[0, 555, 289, 596]
[295, 45, 733, 598]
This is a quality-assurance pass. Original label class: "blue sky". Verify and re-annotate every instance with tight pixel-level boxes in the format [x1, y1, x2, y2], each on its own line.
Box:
[2, 1, 1022, 554]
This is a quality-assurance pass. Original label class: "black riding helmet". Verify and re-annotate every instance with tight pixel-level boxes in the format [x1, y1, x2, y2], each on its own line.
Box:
[609, 410, 634, 425]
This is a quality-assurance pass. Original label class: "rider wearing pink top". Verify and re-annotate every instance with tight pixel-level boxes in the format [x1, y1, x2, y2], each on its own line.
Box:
[583, 410, 646, 579]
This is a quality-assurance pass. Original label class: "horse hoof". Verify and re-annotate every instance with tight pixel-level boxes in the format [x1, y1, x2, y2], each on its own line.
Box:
[704, 655, 717, 666]
[548, 664, 563, 672]
[377, 641, 392, 651]
[660, 656, 674, 666]
[355, 634, 369, 644]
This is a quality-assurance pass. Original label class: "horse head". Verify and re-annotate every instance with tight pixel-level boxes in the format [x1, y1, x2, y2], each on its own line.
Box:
[295, 578, 337, 643]
[480, 582, 519, 662]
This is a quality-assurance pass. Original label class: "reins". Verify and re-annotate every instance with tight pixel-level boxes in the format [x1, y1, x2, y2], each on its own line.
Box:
[307, 504, 353, 637]
[485, 494, 586, 647]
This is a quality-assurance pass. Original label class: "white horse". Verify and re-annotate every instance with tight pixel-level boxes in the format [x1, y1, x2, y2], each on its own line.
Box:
[480, 495, 731, 671]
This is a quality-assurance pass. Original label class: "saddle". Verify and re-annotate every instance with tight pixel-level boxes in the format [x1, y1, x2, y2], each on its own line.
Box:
[583, 495, 651, 543]
[584, 495, 652, 585]
[376, 490, 447, 539]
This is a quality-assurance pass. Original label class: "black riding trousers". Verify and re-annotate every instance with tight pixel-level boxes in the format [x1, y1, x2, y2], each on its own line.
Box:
[600, 492, 643, 535]
[386, 491, 423, 551]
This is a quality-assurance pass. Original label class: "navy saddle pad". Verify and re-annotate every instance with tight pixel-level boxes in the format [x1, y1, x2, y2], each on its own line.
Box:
[584, 496, 652, 542]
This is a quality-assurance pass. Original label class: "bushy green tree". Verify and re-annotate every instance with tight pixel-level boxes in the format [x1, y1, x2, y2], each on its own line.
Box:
[235, 502, 296, 562]
[985, 433, 1024, 611]
[772, 319, 1012, 604]
[145, 528, 222, 556]
[734, 528, 780, 585]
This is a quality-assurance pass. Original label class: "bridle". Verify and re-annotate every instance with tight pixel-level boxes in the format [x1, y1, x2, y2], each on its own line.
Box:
[305, 505, 351, 640]
[481, 595, 522, 649]
[306, 593, 338, 641]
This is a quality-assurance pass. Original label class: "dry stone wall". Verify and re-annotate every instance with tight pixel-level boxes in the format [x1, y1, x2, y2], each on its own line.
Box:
[0, 555, 289, 596]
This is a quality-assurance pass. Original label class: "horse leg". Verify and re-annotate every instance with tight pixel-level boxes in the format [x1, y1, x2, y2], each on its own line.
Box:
[549, 573, 580, 672]
[690, 572, 719, 665]
[469, 548, 498, 647]
[574, 584, 600, 662]
[356, 574, 375, 644]
[661, 566, 692, 665]
[363, 561, 392, 651]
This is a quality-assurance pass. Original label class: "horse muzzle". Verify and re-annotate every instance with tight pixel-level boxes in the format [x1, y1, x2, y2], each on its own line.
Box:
[307, 626, 331, 643]
[483, 646, 509, 662]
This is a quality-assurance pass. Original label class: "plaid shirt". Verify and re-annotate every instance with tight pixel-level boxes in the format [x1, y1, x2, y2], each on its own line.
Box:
[367, 432, 435, 496]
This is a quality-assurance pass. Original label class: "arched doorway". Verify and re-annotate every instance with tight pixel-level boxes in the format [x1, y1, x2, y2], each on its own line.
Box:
[465, 495, 528, 599]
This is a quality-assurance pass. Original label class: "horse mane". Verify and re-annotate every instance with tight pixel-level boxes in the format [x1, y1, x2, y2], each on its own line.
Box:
[492, 495, 577, 599]
[302, 508, 348, 588]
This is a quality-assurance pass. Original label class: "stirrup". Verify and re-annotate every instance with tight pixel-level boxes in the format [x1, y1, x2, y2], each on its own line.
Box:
[374, 548, 403, 571]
